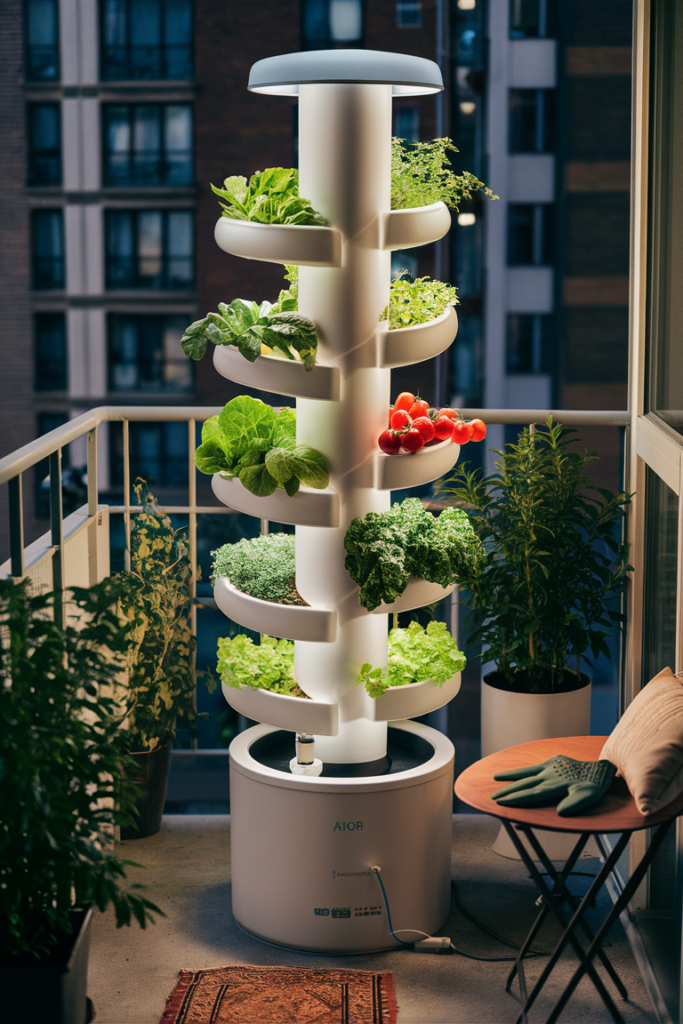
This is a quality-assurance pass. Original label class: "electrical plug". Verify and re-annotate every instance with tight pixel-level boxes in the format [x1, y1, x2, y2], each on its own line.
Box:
[413, 937, 452, 953]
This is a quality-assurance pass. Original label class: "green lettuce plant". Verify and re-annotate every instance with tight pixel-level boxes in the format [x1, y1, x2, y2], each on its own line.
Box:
[194, 396, 329, 497]
[357, 621, 466, 698]
[344, 498, 484, 611]
[390, 137, 497, 211]
[380, 274, 459, 330]
[211, 532, 305, 606]
[212, 167, 326, 225]
[216, 634, 305, 697]
[438, 418, 632, 693]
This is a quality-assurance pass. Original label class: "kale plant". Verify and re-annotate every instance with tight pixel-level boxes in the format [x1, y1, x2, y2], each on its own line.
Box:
[391, 137, 498, 211]
[212, 167, 326, 225]
[358, 621, 466, 698]
[380, 274, 459, 330]
[344, 498, 484, 611]
[216, 634, 306, 697]
[438, 418, 633, 693]
[212, 532, 305, 606]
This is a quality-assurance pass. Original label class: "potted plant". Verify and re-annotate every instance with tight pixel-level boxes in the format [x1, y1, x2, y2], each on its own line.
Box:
[0, 577, 161, 1024]
[439, 418, 632, 755]
[212, 532, 306, 606]
[118, 481, 198, 839]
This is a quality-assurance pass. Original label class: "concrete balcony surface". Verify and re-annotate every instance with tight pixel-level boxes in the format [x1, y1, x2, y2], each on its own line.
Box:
[89, 815, 657, 1024]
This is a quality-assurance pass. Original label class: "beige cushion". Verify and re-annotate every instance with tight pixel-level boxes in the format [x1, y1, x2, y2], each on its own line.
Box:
[600, 667, 683, 815]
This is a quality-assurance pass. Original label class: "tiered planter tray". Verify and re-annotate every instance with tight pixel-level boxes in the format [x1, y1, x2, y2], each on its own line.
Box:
[375, 577, 457, 614]
[213, 345, 340, 401]
[214, 217, 342, 267]
[212, 474, 339, 527]
[213, 576, 337, 642]
[221, 682, 339, 735]
[382, 201, 451, 250]
[374, 437, 460, 491]
[371, 671, 462, 722]
[378, 305, 458, 369]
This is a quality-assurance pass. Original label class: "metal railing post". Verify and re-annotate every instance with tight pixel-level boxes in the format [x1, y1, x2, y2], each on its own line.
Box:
[188, 418, 198, 751]
[123, 418, 131, 572]
[87, 427, 98, 517]
[50, 449, 64, 627]
[8, 474, 24, 579]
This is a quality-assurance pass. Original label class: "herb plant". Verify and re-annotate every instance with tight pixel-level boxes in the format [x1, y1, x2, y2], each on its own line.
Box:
[0, 578, 161, 958]
[194, 396, 329, 497]
[344, 498, 484, 611]
[438, 418, 632, 693]
[216, 634, 305, 697]
[358, 621, 466, 698]
[380, 274, 459, 330]
[212, 167, 326, 225]
[118, 481, 197, 752]
[391, 137, 497, 211]
[211, 532, 305, 606]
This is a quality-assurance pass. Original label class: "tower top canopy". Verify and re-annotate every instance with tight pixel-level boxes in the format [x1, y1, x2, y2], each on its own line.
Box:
[248, 49, 443, 97]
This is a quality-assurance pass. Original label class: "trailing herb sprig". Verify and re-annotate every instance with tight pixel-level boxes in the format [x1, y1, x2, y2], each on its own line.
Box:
[391, 137, 497, 211]
[212, 167, 326, 225]
[380, 274, 459, 330]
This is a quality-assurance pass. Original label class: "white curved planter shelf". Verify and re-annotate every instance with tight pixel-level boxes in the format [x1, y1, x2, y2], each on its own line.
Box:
[374, 576, 457, 615]
[214, 576, 337, 642]
[382, 201, 451, 251]
[212, 474, 339, 527]
[374, 437, 460, 491]
[221, 682, 339, 736]
[214, 217, 342, 267]
[378, 306, 458, 369]
[370, 671, 461, 722]
[213, 345, 340, 401]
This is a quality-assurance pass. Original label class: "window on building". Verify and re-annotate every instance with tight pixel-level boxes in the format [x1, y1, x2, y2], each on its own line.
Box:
[100, 0, 192, 81]
[103, 104, 193, 186]
[108, 314, 193, 392]
[32, 210, 64, 289]
[509, 89, 555, 153]
[396, 1, 422, 28]
[110, 421, 188, 488]
[302, 0, 363, 49]
[105, 210, 194, 290]
[509, 0, 558, 39]
[507, 203, 554, 265]
[27, 103, 61, 186]
[34, 313, 67, 390]
[506, 313, 552, 373]
[24, 0, 59, 81]
[393, 106, 420, 141]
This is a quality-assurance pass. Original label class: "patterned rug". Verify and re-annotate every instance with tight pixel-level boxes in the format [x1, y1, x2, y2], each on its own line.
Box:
[159, 965, 397, 1024]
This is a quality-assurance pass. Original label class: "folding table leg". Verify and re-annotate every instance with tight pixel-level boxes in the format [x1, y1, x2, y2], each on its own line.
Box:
[503, 822, 627, 1024]
[546, 819, 675, 1024]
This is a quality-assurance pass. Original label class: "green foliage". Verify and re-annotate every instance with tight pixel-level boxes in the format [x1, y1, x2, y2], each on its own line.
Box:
[216, 634, 305, 697]
[380, 274, 459, 330]
[390, 137, 498, 211]
[211, 167, 326, 225]
[194, 396, 329, 497]
[358, 621, 466, 698]
[438, 418, 633, 693]
[211, 532, 304, 605]
[119, 481, 197, 752]
[180, 266, 317, 370]
[344, 498, 484, 611]
[0, 577, 162, 958]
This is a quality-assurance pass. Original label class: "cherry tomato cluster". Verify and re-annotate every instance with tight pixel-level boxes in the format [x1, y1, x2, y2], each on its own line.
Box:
[378, 392, 487, 456]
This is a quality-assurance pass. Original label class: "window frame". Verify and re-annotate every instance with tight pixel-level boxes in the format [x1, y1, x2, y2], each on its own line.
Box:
[104, 208, 195, 290]
[31, 209, 65, 290]
[27, 102, 62, 186]
[99, 0, 194, 82]
[34, 312, 68, 391]
[24, 0, 60, 82]
[107, 312, 194, 394]
[102, 102, 194, 187]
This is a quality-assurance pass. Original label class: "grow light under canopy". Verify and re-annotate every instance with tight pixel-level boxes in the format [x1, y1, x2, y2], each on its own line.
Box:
[248, 49, 444, 96]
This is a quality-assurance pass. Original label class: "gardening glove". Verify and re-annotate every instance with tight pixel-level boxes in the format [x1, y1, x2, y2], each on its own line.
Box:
[491, 756, 616, 816]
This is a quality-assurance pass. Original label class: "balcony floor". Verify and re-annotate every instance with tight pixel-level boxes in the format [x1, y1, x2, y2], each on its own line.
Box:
[90, 814, 657, 1024]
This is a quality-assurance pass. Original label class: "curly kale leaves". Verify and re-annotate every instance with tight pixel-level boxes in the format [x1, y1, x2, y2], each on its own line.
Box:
[358, 621, 466, 698]
[216, 634, 306, 697]
[344, 498, 484, 611]
[211, 167, 326, 226]
[194, 396, 329, 498]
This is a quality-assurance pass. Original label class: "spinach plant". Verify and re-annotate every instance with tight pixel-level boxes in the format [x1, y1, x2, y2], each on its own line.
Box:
[195, 395, 329, 497]
[211, 532, 305, 606]
[438, 418, 632, 693]
[0, 578, 161, 958]
[344, 498, 484, 611]
[212, 167, 325, 225]
[380, 274, 459, 330]
[216, 633, 305, 697]
[358, 621, 466, 698]
[391, 137, 497, 211]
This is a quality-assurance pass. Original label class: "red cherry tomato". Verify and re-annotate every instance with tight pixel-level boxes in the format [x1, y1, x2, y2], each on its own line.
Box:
[393, 392, 415, 413]
[401, 428, 425, 452]
[390, 409, 412, 431]
[452, 419, 474, 444]
[409, 399, 429, 419]
[433, 416, 455, 441]
[378, 429, 402, 455]
[437, 408, 460, 420]
[412, 416, 435, 444]
[469, 418, 487, 442]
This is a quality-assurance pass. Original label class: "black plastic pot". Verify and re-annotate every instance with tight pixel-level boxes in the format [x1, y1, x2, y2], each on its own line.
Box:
[0, 909, 94, 1024]
[120, 739, 173, 840]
